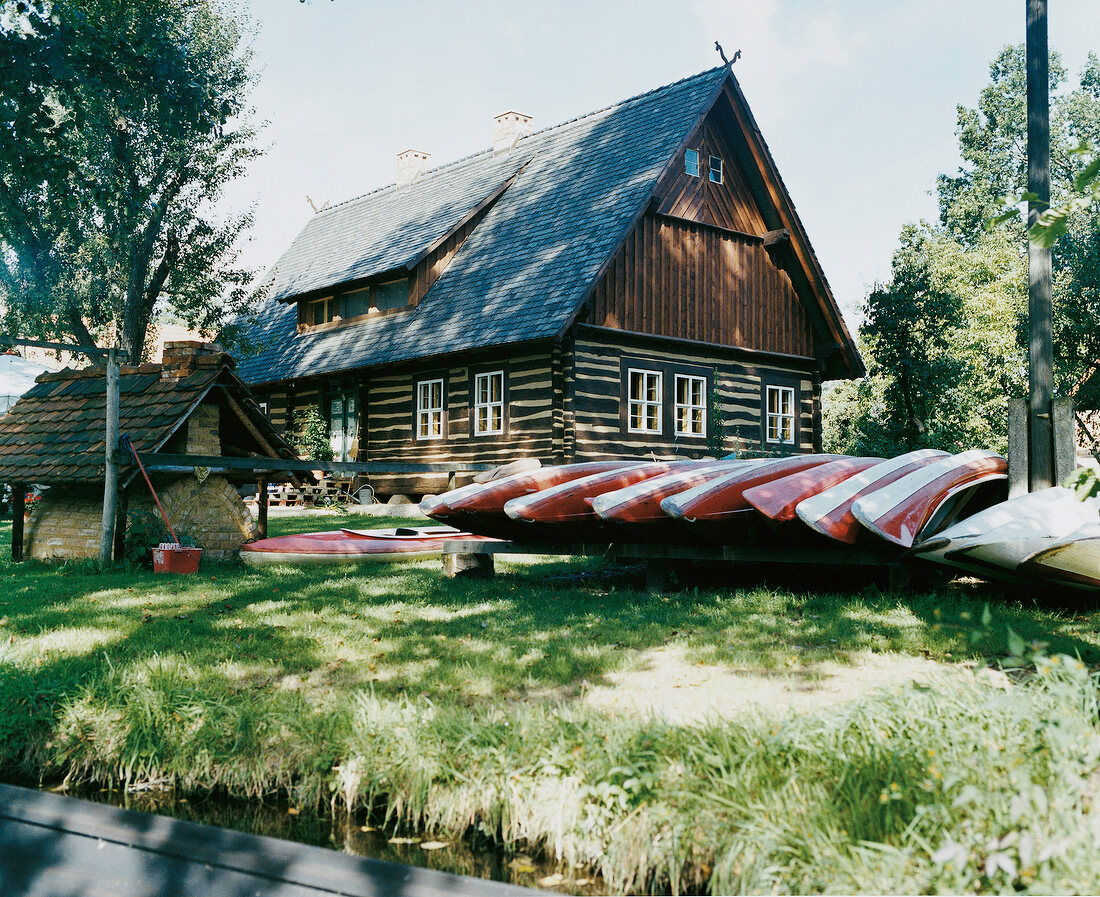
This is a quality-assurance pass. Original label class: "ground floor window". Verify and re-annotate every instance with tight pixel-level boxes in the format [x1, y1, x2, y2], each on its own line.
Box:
[473, 370, 505, 436]
[628, 368, 663, 434]
[416, 378, 445, 440]
[765, 384, 795, 445]
[674, 374, 706, 437]
[328, 393, 358, 461]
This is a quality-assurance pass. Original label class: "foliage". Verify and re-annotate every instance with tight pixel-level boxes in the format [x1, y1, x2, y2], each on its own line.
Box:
[7, 514, 1100, 892]
[290, 406, 333, 461]
[706, 367, 725, 457]
[0, 0, 262, 361]
[829, 45, 1100, 452]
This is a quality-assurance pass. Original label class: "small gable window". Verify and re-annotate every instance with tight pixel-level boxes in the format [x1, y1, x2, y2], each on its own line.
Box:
[709, 155, 724, 184]
[308, 296, 336, 326]
[416, 378, 445, 440]
[298, 278, 411, 331]
[684, 149, 700, 178]
[373, 278, 409, 312]
[674, 374, 706, 438]
[473, 371, 505, 436]
[765, 385, 795, 445]
[627, 369, 662, 434]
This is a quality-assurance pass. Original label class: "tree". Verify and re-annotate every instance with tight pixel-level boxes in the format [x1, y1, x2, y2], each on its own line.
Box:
[0, 0, 261, 361]
[826, 45, 1100, 456]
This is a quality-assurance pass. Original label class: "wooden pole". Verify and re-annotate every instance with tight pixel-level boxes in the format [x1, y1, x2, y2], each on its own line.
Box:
[98, 347, 120, 567]
[11, 483, 24, 561]
[256, 477, 268, 539]
[1026, 0, 1054, 490]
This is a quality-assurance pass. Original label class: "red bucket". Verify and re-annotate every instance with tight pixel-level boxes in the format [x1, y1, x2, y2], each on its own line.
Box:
[152, 542, 202, 574]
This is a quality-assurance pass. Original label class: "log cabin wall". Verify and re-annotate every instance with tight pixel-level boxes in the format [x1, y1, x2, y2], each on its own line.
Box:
[569, 328, 817, 460]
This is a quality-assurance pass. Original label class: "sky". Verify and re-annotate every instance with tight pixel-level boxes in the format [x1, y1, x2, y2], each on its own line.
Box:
[221, 0, 1100, 329]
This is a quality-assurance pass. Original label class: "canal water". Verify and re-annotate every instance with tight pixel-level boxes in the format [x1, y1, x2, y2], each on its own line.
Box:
[67, 783, 605, 895]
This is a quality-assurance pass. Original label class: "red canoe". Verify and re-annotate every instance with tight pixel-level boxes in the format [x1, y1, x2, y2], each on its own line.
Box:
[239, 527, 492, 567]
[744, 457, 884, 522]
[794, 449, 949, 543]
[851, 450, 1008, 548]
[659, 455, 848, 522]
[504, 462, 691, 525]
[591, 460, 758, 523]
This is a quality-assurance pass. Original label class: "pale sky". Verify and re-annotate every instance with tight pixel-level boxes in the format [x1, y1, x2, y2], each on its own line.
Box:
[222, 0, 1100, 328]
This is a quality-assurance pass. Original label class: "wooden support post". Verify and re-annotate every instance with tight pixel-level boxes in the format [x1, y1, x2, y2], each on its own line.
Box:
[447, 470, 457, 492]
[257, 477, 269, 539]
[1053, 396, 1076, 483]
[1008, 398, 1029, 498]
[11, 483, 24, 561]
[1026, 0, 1055, 490]
[113, 490, 128, 561]
[98, 347, 120, 567]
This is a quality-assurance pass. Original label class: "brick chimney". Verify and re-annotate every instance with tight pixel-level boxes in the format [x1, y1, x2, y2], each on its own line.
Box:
[396, 149, 431, 185]
[161, 341, 233, 380]
[493, 111, 532, 155]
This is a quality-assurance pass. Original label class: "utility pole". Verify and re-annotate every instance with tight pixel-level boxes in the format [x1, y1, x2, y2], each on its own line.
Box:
[1026, 0, 1054, 490]
[98, 346, 120, 567]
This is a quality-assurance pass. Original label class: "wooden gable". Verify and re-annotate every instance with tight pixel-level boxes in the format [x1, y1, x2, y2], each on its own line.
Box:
[572, 74, 862, 379]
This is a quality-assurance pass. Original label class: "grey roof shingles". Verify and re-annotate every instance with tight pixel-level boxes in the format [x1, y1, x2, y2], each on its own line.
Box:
[236, 66, 729, 385]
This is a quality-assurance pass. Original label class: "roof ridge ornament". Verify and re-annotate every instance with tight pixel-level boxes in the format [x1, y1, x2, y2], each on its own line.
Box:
[715, 41, 741, 68]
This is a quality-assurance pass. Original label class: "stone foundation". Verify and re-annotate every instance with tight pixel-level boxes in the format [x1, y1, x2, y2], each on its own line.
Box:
[24, 475, 258, 562]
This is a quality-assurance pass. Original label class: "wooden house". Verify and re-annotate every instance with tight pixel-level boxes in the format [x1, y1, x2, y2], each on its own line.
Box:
[238, 66, 863, 496]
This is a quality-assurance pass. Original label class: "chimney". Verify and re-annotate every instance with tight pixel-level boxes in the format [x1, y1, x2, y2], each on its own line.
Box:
[493, 111, 532, 155]
[396, 149, 431, 185]
[161, 341, 232, 380]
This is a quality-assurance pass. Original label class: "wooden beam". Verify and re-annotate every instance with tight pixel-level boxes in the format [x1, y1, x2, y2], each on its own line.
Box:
[11, 483, 24, 562]
[8, 338, 117, 357]
[137, 454, 495, 475]
[762, 228, 790, 246]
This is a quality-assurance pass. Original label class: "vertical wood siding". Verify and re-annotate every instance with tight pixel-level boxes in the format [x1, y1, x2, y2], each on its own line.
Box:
[581, 213, 814, 357]
[570, 331, 817, 461]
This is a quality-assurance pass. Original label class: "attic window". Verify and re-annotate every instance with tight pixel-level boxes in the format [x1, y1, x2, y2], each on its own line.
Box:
[298, 278, 411, 331]
[709, 155, 724, 184]
[685, 149, 700, 178]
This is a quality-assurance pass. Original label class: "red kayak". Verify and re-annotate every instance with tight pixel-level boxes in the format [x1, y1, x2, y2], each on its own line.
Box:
[795, 449, 948, 543]
[591, 460, 758, 523]
[239, 526, 491, 567]
[659, 455, 847, 522]
[424, 461, 643, 538]
[504, 462, 691, 525]
[851, 450, 1008, 548]
[744, 457, 884, 522]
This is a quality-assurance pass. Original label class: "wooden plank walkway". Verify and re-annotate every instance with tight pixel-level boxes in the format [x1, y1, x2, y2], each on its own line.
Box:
[0, 783, 541, 897]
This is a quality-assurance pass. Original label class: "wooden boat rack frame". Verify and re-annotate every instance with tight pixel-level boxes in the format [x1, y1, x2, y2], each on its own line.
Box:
[441, 539, 922, 592]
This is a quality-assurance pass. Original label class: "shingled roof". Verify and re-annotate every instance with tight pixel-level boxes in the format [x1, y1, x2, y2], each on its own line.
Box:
[236, 66, 732, 385]
[0, 348, 295, 485]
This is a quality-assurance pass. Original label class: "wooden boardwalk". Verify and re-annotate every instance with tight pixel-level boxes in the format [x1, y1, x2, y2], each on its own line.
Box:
[0, 783, 541, 897]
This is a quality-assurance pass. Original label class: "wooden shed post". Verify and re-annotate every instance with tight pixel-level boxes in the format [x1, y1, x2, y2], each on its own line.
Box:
[11, 483, 24, 561]
[98, 347, 120, 567]
[256, 477, 269, 539]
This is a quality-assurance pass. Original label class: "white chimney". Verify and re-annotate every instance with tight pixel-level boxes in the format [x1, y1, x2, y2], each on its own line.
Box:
[396, 149, 431, 185]
[493, 111, 533, 155]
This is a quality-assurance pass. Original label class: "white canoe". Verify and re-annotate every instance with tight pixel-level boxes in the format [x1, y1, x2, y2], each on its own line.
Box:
[851, 450, 1007, 548]
[794, 449, 949, 542]
[1019, 521, 1100, 590]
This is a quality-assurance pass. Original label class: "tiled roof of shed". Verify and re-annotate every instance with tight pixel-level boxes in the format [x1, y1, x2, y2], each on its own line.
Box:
[0, 355, 294, 485]
[236, 66, 730, 385]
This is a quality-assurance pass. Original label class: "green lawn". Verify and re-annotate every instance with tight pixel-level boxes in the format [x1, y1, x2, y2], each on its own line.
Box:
[3, 513, 1100, 894]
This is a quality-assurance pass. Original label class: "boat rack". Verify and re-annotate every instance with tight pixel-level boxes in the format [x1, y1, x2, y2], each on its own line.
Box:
[441, 539, 919, 592]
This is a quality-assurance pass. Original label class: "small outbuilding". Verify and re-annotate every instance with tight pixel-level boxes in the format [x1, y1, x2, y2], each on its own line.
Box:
[0, 342, 297, 561]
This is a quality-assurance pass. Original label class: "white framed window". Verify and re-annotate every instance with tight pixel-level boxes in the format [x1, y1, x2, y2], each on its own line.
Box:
[765, 385, 796, 444]
[674, 374, 706, 437]
[627, 369, 662, 434]
[685, 148, 700, 178]
[473, 370, 505, 436]
[709, 155, 724, 184]
[416, 378, 444, 440]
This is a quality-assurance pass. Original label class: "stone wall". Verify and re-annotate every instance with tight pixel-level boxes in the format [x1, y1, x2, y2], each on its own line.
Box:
[21, 487, 103, 560]
[24, 475, 258, 562]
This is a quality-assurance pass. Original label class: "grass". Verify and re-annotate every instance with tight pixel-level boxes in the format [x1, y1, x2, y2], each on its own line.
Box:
[4, 511, 1100, 893]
